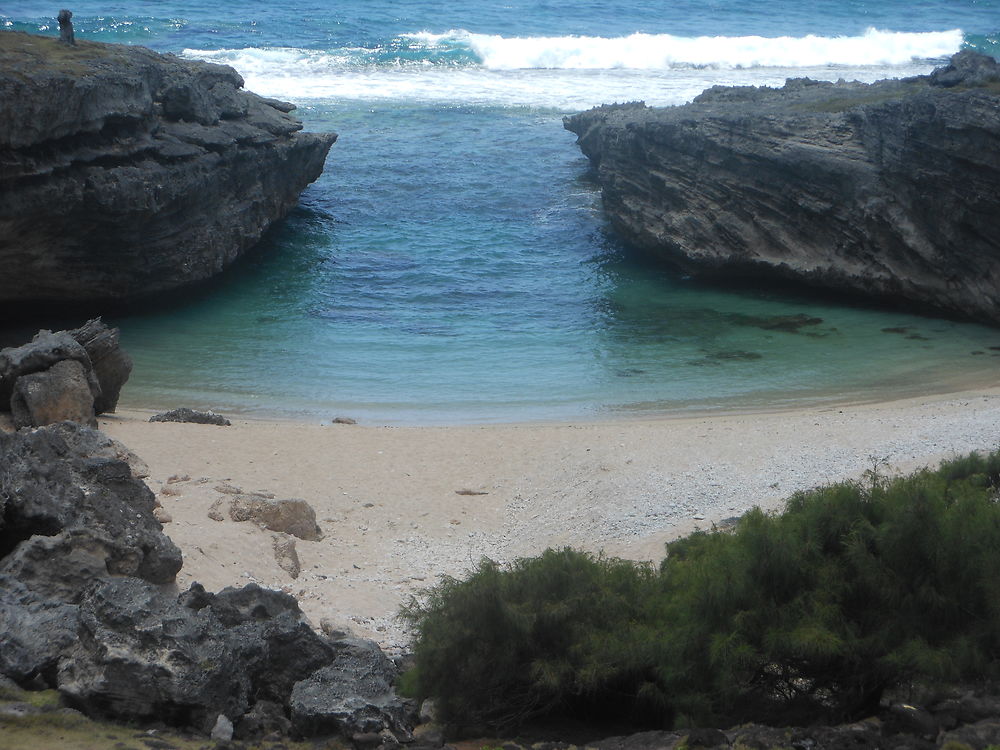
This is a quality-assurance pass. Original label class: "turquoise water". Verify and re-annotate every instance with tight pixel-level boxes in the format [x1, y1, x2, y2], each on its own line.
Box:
[4, 2, 1000, 423]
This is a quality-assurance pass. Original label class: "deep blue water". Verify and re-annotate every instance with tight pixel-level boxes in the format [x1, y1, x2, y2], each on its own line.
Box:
[3, 1, 1000, 423]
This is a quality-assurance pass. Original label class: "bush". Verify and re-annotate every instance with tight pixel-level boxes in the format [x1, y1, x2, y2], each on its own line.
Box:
[401, 450, 1000, 731]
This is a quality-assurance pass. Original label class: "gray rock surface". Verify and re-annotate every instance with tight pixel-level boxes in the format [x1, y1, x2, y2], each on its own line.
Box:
[0, 31, 336, 303]
[149, 407, 231, 426]
[10, 359, 97, 429]
[289, 637, 413, 739]
[0, 320, 131, 423]
[57, 579, 337, 730]
[0, 331, 100, 407]
[0, 421, 182, 591]
[69, 319, 132, 414]
[0, 423, 414, 740]
[564, 51, 1000, 323]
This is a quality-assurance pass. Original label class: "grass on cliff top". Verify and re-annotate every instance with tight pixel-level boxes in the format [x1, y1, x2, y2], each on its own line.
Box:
[790, 80, 924, 113]
[401, 450, 1000, 734]
[0, 30, 133, 78]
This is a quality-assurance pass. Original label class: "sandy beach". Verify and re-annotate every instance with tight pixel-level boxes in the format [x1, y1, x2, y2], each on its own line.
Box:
[68, 386, 997, 653]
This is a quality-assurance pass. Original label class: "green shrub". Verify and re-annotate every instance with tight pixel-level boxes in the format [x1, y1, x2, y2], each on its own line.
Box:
[401, 450, 1000, 731]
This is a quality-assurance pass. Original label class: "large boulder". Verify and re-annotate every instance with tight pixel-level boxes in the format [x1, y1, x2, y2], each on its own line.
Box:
[0, 421, 182, 590]
[69, 319, 133, 414]
[10, 359, 98, 429]
[0, 31, 336, 303]
[564, 52, 1000, 323]
[0, 320, 132, 425]
[290, 637, 413, 739]
[0, 330, 100, 407]
[57, 579, 336, 731]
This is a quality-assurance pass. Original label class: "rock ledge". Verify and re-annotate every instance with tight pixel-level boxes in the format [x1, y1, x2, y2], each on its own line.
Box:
[0, 31, 337, 303]
[564, 51, 1000, 323]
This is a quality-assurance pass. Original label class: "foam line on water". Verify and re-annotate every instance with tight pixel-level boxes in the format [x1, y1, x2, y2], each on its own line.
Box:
[404, 27, 963, 69]
[182, 46, 942, 109]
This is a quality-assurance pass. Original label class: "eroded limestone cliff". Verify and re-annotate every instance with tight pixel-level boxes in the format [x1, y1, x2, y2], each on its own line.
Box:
[0, 31, 336, 302]
[564, 51, 1000, 323]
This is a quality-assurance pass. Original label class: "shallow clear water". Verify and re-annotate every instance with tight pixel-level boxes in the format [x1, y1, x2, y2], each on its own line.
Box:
[4, 1, 1000, 423]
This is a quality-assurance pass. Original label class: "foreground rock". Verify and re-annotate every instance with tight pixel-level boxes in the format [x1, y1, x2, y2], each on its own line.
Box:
[0, 31, 336, 303]
[0, 320, 131, 427]
[564, 51, 1000, 324]
[0, 423, 414, 741]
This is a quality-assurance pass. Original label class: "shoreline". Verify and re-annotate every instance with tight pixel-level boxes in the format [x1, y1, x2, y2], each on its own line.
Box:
[83, 383, 1000, 652]
[112, 362, 1000, 428]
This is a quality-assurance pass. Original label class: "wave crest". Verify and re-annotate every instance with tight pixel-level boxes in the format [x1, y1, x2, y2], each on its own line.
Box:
[405, 27, 964, 70]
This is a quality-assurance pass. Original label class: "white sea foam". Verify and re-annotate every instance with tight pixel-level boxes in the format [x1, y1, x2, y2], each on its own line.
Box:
[184, 27, 962, 110]
[404, 27, 963, 69]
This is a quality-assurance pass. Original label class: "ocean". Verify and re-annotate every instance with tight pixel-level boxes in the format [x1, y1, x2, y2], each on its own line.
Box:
[3, 1, 1000, 424]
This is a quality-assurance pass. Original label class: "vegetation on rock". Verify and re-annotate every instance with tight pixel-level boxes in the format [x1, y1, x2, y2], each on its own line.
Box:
[401, 451, 1000, 732]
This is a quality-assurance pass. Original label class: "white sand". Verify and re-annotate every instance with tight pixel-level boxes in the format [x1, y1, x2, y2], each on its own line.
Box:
[88, 386, 1000, 652]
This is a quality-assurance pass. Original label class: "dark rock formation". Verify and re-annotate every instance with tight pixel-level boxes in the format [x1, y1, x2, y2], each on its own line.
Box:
[0, 320, 131, 426]
[149, 407, 231, 426]
[0, 31, 336, 303]
[69, 319, 132, 414]
[57, 578, 336, 731]
[0, 330, 100, 407]
[564, 51, 1000, 323]
[289, 637, 412, 739]
[0, 423, 415, 741]
[0, 422, 182, 592]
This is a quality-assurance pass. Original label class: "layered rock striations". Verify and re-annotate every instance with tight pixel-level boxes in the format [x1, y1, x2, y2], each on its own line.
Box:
[564, 51, 1000, 323]
[0, 31, 336, 302]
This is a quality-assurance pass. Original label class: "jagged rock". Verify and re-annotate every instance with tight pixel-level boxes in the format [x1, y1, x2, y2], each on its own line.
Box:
[10, 360, 97, 429]
[153, 507, 173, 523]
[0, 321, 131, 423]
[0, 32, 336, 303]
[50, 425, 150, 479]
[0, 330, 100, 408]
[289, 637, 413, 739]
[940, 719, 1000, 749]
[234, 699, 292, 740]
[149, 407, 231, 426]
[0, 422, 413, 742]
[0, 422, 182, 590]
[272, 534, 301, 578]
[57, 579, 337, 730]
[0, 575, 80, 684]
[69, 319, 132, 414]
[0, 423, 180, 682]
[564, 52, 1000, 324]
[229, 494, 323, 541]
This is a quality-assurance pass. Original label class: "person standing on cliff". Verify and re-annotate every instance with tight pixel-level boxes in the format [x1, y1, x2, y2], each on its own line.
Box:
[58, 9, 75, 45]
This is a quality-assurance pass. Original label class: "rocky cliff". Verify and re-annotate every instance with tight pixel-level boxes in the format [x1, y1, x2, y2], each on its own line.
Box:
[0, 31, 336, 303]
[564, 51, 1000, 323]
